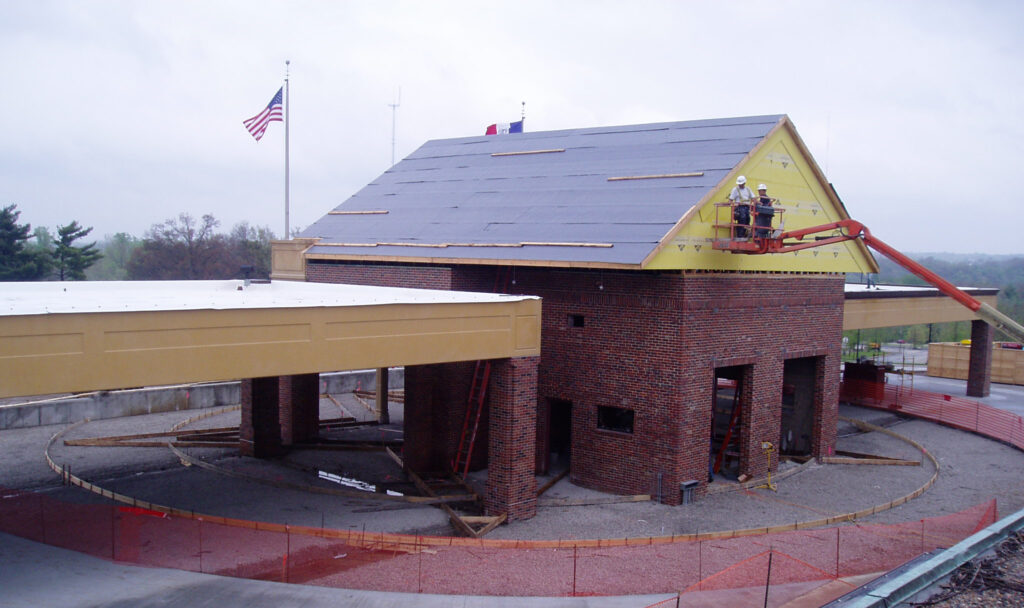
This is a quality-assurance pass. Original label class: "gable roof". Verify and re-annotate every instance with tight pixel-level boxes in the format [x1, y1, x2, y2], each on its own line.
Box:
[301, 115, 786, 268]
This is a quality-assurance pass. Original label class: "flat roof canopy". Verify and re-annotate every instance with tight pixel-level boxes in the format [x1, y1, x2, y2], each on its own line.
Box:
[844, 283, 999, 330]
[0, 281, 541, 399]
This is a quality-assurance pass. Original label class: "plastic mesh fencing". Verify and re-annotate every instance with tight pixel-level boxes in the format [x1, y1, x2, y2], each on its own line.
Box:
[841, 379, 1024, 451]
[0, 486, 997, 598]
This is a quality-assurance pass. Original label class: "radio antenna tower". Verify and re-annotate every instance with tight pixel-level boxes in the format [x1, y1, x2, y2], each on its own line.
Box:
[388, 87, 401, 166]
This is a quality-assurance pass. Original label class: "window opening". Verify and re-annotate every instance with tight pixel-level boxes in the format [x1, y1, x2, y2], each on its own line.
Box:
[597, 405, 634, 434]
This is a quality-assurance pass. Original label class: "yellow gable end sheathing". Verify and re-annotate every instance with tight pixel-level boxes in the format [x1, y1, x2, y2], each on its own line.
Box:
[644, 120, 878, 274]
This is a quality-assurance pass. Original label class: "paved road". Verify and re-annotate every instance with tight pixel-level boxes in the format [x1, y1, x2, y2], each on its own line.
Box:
[894, 372, 1024, 418]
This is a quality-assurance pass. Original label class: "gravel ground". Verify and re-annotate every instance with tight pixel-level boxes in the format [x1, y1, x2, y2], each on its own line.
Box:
[3, 396, 1023, 543]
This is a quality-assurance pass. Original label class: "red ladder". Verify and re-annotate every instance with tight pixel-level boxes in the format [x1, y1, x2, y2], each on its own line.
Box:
[714, 382, 743, 474]
[451, 267, 513, 478]
[452, 361, 492, 477]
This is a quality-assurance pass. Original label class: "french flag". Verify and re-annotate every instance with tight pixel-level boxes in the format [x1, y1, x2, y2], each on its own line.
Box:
[485, 119, 524, 135]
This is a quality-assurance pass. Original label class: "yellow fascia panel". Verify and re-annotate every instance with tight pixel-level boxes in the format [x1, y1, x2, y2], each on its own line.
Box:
[0, 298, 541, 399]
[644, 120, 878, 274]
[843, 294, 998, 330]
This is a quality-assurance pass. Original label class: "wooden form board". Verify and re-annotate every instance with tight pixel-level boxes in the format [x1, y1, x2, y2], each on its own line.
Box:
[385, 447, 502, 538]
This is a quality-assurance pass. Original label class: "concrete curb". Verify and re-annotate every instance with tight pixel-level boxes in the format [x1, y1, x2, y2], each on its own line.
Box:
[829, 506, 1024, 607]
[0, 369, 403, 430]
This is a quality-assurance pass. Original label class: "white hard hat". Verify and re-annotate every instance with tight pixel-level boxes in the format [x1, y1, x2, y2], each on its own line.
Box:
[736, 175, 747, 185]
[758, 184, 767, 190]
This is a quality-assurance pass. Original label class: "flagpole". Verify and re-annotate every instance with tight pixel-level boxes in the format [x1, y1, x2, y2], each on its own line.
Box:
[284, 60, 291, 239]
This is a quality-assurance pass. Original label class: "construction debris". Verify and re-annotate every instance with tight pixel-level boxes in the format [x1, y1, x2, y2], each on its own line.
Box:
[911, 531, 1024, 606]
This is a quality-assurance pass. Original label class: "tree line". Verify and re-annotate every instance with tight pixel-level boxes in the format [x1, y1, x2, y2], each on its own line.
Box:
[1, 204, 274, 282]
[1, 205, 101, 281]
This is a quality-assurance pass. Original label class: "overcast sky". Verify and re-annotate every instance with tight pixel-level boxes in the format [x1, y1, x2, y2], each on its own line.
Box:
[2, 1, 1022, 254]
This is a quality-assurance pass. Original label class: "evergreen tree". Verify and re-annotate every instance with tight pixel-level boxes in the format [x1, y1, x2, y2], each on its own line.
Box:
[0, 204, 50, 280]
[53, 221, 102, 280]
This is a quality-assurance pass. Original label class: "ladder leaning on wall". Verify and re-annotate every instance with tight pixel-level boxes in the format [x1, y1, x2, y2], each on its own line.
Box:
[451, 267, 514, 478]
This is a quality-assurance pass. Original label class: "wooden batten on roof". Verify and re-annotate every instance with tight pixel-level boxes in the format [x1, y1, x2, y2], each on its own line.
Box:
[302, 251, 642, 271]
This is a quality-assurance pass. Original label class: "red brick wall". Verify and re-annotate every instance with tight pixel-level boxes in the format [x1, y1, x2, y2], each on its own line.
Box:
[240, 376, 284, 458]
[403, 362, 477, 473]
[306, 261, 843, 506]
[675, 274, 842, 501]
[486, 356, 539, 520]
[306, 260, 452, 290]
[279, 373, 319, 446]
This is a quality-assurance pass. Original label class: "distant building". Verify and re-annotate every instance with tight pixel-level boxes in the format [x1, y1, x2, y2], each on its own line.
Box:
[279, 115, 880, 515]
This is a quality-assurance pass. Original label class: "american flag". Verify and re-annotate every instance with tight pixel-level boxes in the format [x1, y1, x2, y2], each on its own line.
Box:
[243, 87, 283, 141]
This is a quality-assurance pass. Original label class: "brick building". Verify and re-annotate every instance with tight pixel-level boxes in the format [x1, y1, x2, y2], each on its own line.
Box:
[283, 115, 879, 510]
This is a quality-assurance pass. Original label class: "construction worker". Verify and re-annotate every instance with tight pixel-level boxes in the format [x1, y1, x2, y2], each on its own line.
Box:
[753, 183, 777, 238]
[728, 175, 755, 239]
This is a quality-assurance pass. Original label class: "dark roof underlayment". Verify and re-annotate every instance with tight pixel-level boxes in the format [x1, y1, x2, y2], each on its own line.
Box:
[301, 114, 785, 266]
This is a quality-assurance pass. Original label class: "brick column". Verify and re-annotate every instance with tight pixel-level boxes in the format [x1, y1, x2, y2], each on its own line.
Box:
[486, 356, 539, 521]
[279, 373, 319, 446]
[967, 320, 993, 398]
[812, 352, 839, 459]
[404, 364, 444, 472]
[740, 361, 782, 480]
[376, 367, 390, 425]
[405, 363, 475, 473]
[240, 376, 283, 458]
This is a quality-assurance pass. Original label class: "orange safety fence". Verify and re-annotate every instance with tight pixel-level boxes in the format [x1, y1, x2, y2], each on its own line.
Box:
[841, 378, 1024, 451]
[0, 485, 997, 599]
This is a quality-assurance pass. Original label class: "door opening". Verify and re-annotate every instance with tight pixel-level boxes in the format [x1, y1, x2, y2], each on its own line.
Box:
[710, 365, 749, 480]
[781, 357, 819, 457]
[549, 398, 572, 472]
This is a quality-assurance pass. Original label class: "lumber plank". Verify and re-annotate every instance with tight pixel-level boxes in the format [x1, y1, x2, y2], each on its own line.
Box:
[460, 516, 499, 524]
[835, 449, 906, 461]
[404, 466, 480, 537]
[608, 172, 703, 181]
[823, 456, 920, 466]
[384, 446, 404, 468]
[491, 148, 565, 157]
[475, 513, 507, 537]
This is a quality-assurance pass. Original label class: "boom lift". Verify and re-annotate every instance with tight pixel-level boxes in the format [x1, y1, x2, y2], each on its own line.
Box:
[712, 216, 1024, 344]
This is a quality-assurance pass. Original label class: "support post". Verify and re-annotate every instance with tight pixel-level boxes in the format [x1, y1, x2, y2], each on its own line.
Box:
[240, 377, 284, 457]
[967, 319, 993, 398]
[485, 356, 539, 521]
[376, 367, 390, 424]
[279, 373, 319, 445]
